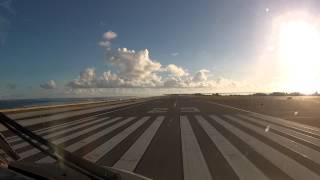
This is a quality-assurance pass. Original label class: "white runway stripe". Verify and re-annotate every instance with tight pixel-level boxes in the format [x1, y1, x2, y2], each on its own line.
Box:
[83, 117, 149, 163]
[238, 114, 320, 148]
[113, 116, 164, 171]
[225, 115, 320, 167]
[1, 100, 141, 132]
[211, 115, 320, 180]
[52, 117, 122, 145]
[18, 117, 122, 159]
[250, 113, 320, 136]
[66, 117, 135, 152]
[209, 101, 320, 136]
[36, 117, 135, 164]
[180, 116, 212, 180]
[12, 117, 110, 150]
[7, 116, 104, 143]
[0, 105, 115, 132]
[196, 115, 268, 180]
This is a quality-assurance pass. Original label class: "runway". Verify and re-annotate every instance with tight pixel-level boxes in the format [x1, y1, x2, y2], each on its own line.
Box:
[4, 95, 320, 180]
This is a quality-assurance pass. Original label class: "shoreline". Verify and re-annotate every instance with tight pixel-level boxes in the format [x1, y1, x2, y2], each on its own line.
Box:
[0, 99, 133, 114]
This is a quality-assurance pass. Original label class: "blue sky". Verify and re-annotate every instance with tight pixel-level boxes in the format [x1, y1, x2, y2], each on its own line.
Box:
[1, 0, 320, 98]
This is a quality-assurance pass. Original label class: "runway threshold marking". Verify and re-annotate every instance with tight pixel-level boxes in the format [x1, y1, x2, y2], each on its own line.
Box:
[65, 117, 136, 152]
[2, 100, 146, 132]
[208, 101, 320, 136]
[113, 116, 164, 171]
[237, 114, 320, 148]
[180, 116, 212, 180]
[250, 113, 320, 136]
[196, 115, 268, 180]
[8, 116, 102, 143]
[19, 117, 122, 159]
[225, 115, 320, 166]
[12, 117, 110, 150]
[83, 117, 149, 163]
[36, 117, 135, 163]
[210, 115, 320, 180]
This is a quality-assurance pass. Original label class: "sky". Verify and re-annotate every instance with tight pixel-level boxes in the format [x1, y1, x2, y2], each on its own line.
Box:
[1, 0, 320, 99]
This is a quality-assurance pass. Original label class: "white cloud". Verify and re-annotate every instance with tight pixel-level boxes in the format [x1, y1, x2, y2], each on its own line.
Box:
[66, 31, 252, 93]
[67, 51, 245, 90]
[103, 31, 117, 40]
[193, 69, 210, 82]
[67, 48, 163, 88]
[163, 77, 190, 88]
[171, 52, 179, 56]
[166, 64, 187, 77]
[98, 41, 111, 48]
[102, 48, 163, 87]
[40, 80, 57, 89]
[99, 30, 117, 48]
[108, 48, 161, 80]
[67, 68, 96, 88]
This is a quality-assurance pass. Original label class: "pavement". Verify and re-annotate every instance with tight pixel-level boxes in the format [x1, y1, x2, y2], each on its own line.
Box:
[4, 95, 320, 180]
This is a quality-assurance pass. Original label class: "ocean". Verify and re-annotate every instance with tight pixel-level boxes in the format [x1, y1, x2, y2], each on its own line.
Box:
[0, 97, 133, 110]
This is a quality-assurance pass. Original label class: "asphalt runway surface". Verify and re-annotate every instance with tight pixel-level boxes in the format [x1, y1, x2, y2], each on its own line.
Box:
[4, 95, 320, 180]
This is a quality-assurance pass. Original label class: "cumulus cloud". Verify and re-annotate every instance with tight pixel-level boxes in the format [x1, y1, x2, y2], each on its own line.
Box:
[97, 71, 125, 87]
[166, 64, 187, 77]
[99, 31, 163, 87]
[171, 52, 179, 56]
[67, 31, 250, 92]
[193, 69, 210, 82]
[67, 68, 96, 88]
[163, 77, 190, 88]
[108, 48, 162, 82]
[99, 30, 117, 48]
[162, 69, 213, 88]
[103, 31, 117, 40]
[67, 65, 250, 92]
[98, 41, 111, 48]
[40, 80, 57, 89]
[67, 47, 240, 89]
[67, 48, 163, 88]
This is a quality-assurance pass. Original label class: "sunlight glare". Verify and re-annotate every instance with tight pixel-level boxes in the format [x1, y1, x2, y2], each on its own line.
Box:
[274, 12, 320, 93]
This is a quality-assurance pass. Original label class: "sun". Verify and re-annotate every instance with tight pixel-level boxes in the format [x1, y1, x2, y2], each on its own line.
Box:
[272, 11, 320, 94]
